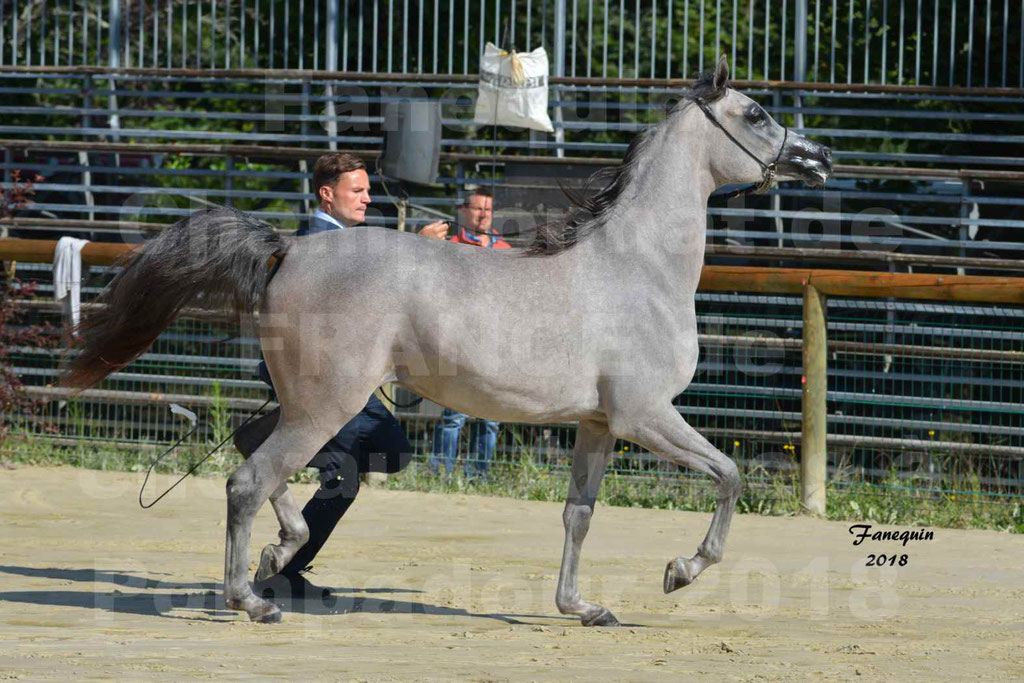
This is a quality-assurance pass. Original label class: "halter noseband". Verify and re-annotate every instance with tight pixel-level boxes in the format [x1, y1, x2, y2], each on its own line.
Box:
[694, 96, 788, 195]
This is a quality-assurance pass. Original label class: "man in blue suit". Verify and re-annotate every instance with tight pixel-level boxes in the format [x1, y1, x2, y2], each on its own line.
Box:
[234, 152, 412, 600]
[296, 152, 372, 235]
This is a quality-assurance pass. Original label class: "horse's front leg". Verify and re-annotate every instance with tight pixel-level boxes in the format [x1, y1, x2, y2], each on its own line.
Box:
[555, 421, 619, 627]
[618, 404, 742, 592]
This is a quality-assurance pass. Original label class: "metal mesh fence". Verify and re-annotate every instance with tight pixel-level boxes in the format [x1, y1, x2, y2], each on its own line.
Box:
[826, 297, 1024, 496]
[2, 1, 1022, 87]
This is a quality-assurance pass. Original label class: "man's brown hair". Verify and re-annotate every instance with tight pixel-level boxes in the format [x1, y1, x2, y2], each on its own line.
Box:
[462, 187, 492, 206]
[312, 153, 367, 194]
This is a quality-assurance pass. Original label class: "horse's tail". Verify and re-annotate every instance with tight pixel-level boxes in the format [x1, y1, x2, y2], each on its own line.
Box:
[61, 207, 288, 390]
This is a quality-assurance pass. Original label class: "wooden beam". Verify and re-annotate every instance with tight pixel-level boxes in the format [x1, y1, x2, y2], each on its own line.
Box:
[697, 266, 1024, 304]
[0, 238, 135, 266]
[0, 217, 160, 232]
[703, 245, 1024, 272]
[4, 239, 1024, 304]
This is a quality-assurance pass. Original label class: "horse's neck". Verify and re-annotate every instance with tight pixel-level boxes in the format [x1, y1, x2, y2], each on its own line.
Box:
[616, 195, 709, 257]
[595, 112, 713, 256]
[580, 171, 713, 288]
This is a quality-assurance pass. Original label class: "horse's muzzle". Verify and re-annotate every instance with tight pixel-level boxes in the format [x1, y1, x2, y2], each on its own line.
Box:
[780, 137, 833, 187]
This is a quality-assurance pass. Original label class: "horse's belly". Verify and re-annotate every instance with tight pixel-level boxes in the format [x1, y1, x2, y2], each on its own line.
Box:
[396, 373, 601, 425]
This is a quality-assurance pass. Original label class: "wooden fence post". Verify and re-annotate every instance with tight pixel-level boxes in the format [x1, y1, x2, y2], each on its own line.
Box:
[801, 283, 828, 515]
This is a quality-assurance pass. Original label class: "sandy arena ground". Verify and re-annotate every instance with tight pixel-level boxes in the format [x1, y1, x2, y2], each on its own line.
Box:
[0, 465, 1021, 681]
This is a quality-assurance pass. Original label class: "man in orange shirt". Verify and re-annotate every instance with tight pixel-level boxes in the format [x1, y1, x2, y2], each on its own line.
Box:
[419, 188, 510, 248]
[418, 188, 507, 477]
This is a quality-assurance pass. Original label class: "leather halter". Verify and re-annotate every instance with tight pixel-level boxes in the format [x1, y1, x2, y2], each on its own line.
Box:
[694, 96, 788, 195]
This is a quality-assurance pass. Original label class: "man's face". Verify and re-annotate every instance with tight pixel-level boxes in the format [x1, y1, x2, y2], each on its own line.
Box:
[319, 169, 371, 225]
[459, 193, 493, 233]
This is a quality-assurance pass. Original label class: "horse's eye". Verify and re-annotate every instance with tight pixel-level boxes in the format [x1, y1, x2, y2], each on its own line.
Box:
[747, 108, 765, 124]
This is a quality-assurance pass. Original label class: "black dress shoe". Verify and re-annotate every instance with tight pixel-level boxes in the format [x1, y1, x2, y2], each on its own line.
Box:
[253, 572, 333, 601]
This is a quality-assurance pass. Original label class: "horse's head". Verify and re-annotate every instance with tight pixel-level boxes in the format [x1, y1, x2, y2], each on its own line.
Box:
[688, 56, 832, 191]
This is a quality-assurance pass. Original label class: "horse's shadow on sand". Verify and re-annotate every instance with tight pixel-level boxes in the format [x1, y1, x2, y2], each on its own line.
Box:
[0, 565, 571, 625]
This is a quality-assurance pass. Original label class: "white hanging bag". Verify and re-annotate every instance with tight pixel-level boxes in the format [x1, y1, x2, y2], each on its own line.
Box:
[474, 42, 555, 133]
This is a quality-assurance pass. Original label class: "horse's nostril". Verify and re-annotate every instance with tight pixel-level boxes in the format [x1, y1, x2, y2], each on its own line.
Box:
[822, 147, 833, 164]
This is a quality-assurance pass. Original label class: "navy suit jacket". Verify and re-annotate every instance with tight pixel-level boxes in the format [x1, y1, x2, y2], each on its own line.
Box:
[295, 213, 344, 237]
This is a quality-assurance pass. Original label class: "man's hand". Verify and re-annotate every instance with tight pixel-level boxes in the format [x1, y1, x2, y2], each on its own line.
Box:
[418, 220, 449, 240]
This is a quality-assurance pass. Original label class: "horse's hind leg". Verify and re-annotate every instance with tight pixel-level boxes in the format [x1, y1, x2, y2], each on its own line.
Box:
[256, 485, 309, 581]
[554, 421, 618, 627]
[234, 410, 310, 581]
[616, 405, 742, 593]
[224, 418, 339, 623]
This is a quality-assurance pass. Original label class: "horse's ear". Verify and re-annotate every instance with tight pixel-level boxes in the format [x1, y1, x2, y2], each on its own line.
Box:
[713, 55, 730, 92]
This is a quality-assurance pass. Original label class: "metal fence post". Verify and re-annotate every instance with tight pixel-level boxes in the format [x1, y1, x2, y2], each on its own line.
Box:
[224, 155, 234, 208]
[324, 0, 339, 151]
[81, 74, 95, 224]
[958, 181, 974, 276]
[793, 0, 808, 129]
[801, 282, 827, 515]
[299, 78, 311, 215]
[552, 0, 566, 158]
[107, 0, 121, 144]
[794, 0, 808, 81]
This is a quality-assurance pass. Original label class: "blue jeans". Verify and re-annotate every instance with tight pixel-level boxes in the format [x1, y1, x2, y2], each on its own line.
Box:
[428, 408, 499, 478]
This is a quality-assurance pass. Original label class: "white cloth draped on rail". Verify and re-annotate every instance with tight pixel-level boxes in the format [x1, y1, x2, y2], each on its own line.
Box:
[53, 236, 89, 328]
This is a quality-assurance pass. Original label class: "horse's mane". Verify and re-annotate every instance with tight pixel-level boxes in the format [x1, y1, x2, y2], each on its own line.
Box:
[525, 70, 727, 257]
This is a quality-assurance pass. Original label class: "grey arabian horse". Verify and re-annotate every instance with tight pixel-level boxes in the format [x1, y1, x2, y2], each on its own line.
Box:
[63, 58, 832, 625]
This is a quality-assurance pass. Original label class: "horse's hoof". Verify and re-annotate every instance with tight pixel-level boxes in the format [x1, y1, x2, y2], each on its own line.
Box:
[250, 602, 283, 624]
[255, 544, 283, 582]
[227, 592, 283, 623]
[663, 558, 694, 594]
[582, 608, 621, 627]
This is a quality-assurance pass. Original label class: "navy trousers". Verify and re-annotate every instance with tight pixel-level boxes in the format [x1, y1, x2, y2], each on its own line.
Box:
[255, 361, 411, 575]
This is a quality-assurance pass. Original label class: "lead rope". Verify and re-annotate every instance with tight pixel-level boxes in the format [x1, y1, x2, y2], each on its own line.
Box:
[138, 397, 272, 509]
[376, 387, 423, 409]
